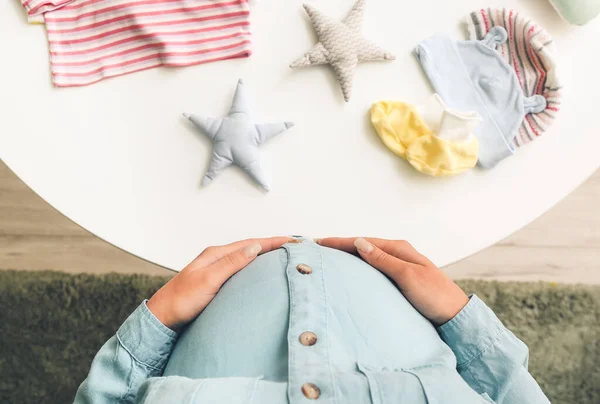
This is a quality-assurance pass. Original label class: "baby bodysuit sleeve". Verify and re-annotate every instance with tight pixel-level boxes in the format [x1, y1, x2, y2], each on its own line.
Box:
[20, 0, 76, 22]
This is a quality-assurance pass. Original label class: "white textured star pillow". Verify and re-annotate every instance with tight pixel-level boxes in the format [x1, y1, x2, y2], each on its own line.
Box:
[290, 0, 395, 102]
[183, 79, 294, 192]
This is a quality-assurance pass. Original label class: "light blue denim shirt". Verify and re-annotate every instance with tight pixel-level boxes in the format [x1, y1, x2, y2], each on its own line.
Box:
[74, 239, 549, 403]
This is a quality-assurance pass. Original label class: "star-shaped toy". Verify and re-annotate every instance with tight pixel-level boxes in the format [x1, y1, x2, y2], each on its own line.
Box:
[290, 0, 395, 102]
[183, 79, 294, 192]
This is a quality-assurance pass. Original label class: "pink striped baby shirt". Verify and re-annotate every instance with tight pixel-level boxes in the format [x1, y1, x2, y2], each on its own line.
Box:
[21, 0, 252, 87]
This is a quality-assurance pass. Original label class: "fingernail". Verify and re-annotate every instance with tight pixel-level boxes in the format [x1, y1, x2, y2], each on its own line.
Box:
[313, 238, 322, 244]
[354, 238, 373, 254]
[243, 243, 262, 258]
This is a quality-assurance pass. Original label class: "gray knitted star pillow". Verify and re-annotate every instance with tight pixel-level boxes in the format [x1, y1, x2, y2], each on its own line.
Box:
[290, 0, 395, 102]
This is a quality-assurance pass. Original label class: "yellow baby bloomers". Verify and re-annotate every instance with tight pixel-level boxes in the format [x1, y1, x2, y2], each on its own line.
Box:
[371, 94, 482, 177]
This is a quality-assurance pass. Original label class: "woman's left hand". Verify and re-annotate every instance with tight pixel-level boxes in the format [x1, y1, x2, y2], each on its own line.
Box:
[147, 237, 292, 332]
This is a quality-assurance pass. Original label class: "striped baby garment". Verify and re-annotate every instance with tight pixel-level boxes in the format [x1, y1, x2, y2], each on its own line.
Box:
[21, 0, 252, 87]
[466, 8, 562, 147]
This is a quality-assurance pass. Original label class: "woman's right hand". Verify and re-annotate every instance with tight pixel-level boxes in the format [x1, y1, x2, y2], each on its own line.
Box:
[147, 237, 293, 332]
[317, 237, 469, 326]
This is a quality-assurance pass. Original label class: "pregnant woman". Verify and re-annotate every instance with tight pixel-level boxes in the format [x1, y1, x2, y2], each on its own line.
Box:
[73, 237, 549, 403]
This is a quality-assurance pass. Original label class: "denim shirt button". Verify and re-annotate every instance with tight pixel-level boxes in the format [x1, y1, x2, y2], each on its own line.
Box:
[301, 383, 321, 399]
[299, 332, 318, 346]
[296, 264, 313, 275]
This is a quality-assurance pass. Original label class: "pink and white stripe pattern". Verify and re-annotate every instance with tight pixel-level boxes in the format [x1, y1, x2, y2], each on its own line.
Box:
[22, 0, 252, 87]
[466, 8, 562, 147]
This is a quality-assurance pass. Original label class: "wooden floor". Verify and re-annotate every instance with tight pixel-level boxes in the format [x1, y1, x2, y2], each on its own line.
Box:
[1, 160, 598, 283]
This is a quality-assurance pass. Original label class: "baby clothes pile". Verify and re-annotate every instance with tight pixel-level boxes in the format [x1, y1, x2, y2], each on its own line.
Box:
[372, 9, 560, 176]
[19, 1, 562, 187]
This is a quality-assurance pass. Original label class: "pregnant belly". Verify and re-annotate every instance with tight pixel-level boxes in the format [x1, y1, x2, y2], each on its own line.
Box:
[164, 245, 447, 380]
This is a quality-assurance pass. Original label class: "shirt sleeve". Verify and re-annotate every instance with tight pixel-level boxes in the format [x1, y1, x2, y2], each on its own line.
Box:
[73, 301, 178, 404]
[20, 0, 76, 22]
[437, 294, 550, 404]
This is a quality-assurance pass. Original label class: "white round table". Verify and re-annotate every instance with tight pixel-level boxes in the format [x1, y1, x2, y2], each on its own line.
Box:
[1, 0, 598, 272]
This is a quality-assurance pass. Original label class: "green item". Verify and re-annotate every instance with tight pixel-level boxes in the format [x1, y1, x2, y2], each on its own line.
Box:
[549, 0, 600, 25]
[0, 270, 599, 404]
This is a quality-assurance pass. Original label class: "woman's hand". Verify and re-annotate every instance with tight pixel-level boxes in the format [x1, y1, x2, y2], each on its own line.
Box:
[317, 237, 469, 326]
[147, 237, 293, 331]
